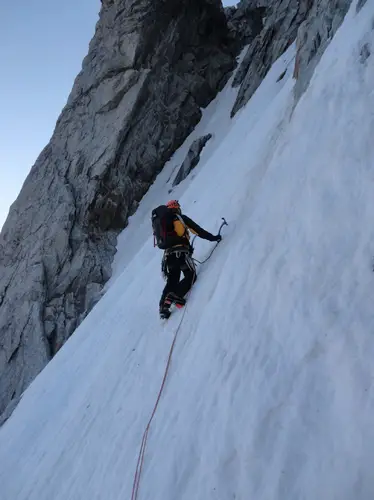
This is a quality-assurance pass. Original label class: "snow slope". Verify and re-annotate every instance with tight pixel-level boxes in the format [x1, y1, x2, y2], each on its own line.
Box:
[2, 2, 374, 499]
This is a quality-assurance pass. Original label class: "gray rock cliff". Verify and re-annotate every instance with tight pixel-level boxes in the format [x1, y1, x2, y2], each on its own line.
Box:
[293, 0, 352, 100]
[225, 1, 266, 51]
[231, 0, 353, 116]
[0, 0, 235, 421]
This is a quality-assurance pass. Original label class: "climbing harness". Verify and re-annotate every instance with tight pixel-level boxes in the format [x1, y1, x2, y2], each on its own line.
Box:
[161, 246, 194, 279]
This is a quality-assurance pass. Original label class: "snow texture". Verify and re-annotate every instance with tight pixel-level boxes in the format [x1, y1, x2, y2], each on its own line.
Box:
[1, 2, 374, 499]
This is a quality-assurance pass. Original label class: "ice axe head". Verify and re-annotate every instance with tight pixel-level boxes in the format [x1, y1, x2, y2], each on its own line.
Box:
[218, 218, 228, 234]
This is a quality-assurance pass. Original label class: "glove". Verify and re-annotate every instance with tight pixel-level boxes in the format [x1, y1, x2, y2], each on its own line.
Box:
[213, 234, 222, 242]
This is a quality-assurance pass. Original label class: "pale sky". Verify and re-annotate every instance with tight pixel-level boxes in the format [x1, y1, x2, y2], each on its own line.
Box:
[0, 0, 237, 230]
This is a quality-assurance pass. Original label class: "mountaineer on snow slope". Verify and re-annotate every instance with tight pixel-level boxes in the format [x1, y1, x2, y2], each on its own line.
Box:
[152, 200, 222, 319]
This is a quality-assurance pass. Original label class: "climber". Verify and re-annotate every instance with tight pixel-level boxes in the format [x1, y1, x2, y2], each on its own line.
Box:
[151, 200, 222, 319]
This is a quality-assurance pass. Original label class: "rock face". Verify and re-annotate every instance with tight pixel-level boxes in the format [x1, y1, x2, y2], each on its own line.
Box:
[225, 1, 266, 52]
[231, 0, 352, 116]
[356, 0, 367, 11]
[0, 0, 235, 421]
[231, 0, 312, 116]
[172, 134, 213, 187]
[293, 0, 352, 100]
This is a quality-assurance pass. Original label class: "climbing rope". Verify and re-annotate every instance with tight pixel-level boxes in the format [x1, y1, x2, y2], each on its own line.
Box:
[131, 218, 227, 499]
[131, 284, 192, 500]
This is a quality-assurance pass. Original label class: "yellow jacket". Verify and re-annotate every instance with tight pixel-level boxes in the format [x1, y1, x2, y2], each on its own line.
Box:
[171, 214, 216, 247]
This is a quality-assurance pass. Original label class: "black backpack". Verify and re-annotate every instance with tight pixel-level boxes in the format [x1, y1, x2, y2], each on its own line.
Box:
[152, 205, 185, 249]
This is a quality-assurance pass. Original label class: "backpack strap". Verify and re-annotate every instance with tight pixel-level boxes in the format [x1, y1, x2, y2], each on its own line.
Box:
[175, 214, 188, 236]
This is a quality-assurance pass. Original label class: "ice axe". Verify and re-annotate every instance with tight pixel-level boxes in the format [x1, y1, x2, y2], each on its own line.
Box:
[218, 217, 228, 237]
[192, 217, 228, 264]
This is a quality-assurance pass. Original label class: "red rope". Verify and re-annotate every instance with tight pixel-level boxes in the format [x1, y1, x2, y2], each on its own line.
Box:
[131, 302, 190, 500]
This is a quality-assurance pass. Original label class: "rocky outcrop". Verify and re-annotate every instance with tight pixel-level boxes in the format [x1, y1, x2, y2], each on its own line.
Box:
[231, 0, 312, 116]
[360, 43, 371, 64]
[173, 134, 213, 187]
[356, 0, 367, 11]
[293, 0, 352, 100]
[225, 1, 266, 52]
[0, 0, 235, 420]
[231, 0, 352, 116]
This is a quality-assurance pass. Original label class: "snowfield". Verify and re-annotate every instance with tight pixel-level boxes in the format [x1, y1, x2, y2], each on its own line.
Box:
[1, 2, 374, 499]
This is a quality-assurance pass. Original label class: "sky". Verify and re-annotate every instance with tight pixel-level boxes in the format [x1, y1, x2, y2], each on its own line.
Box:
[0, 1, 101, 229]
[0, 0, 236, 230]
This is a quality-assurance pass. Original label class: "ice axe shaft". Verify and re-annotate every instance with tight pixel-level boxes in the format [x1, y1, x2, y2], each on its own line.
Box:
[192, 217, 228, 265]
[191, 217, 227, 248]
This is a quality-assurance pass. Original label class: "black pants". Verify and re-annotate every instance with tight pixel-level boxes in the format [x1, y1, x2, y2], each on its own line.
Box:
[160, 251, 196, 308]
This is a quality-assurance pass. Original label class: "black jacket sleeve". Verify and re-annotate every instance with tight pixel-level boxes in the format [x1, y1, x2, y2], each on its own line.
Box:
[181, 214, 216, 241]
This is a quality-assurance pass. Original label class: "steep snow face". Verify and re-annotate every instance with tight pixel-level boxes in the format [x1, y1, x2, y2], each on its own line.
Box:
[1, 2, 374, 500]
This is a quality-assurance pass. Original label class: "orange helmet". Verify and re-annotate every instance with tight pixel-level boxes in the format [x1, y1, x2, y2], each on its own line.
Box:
[166, 200, 181, 211]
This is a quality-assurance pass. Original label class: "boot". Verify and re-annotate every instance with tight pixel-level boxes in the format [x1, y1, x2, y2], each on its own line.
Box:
[166, 292, 186, 308]
[159, 295, 172, 319]
[160, 307, 171, 319]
